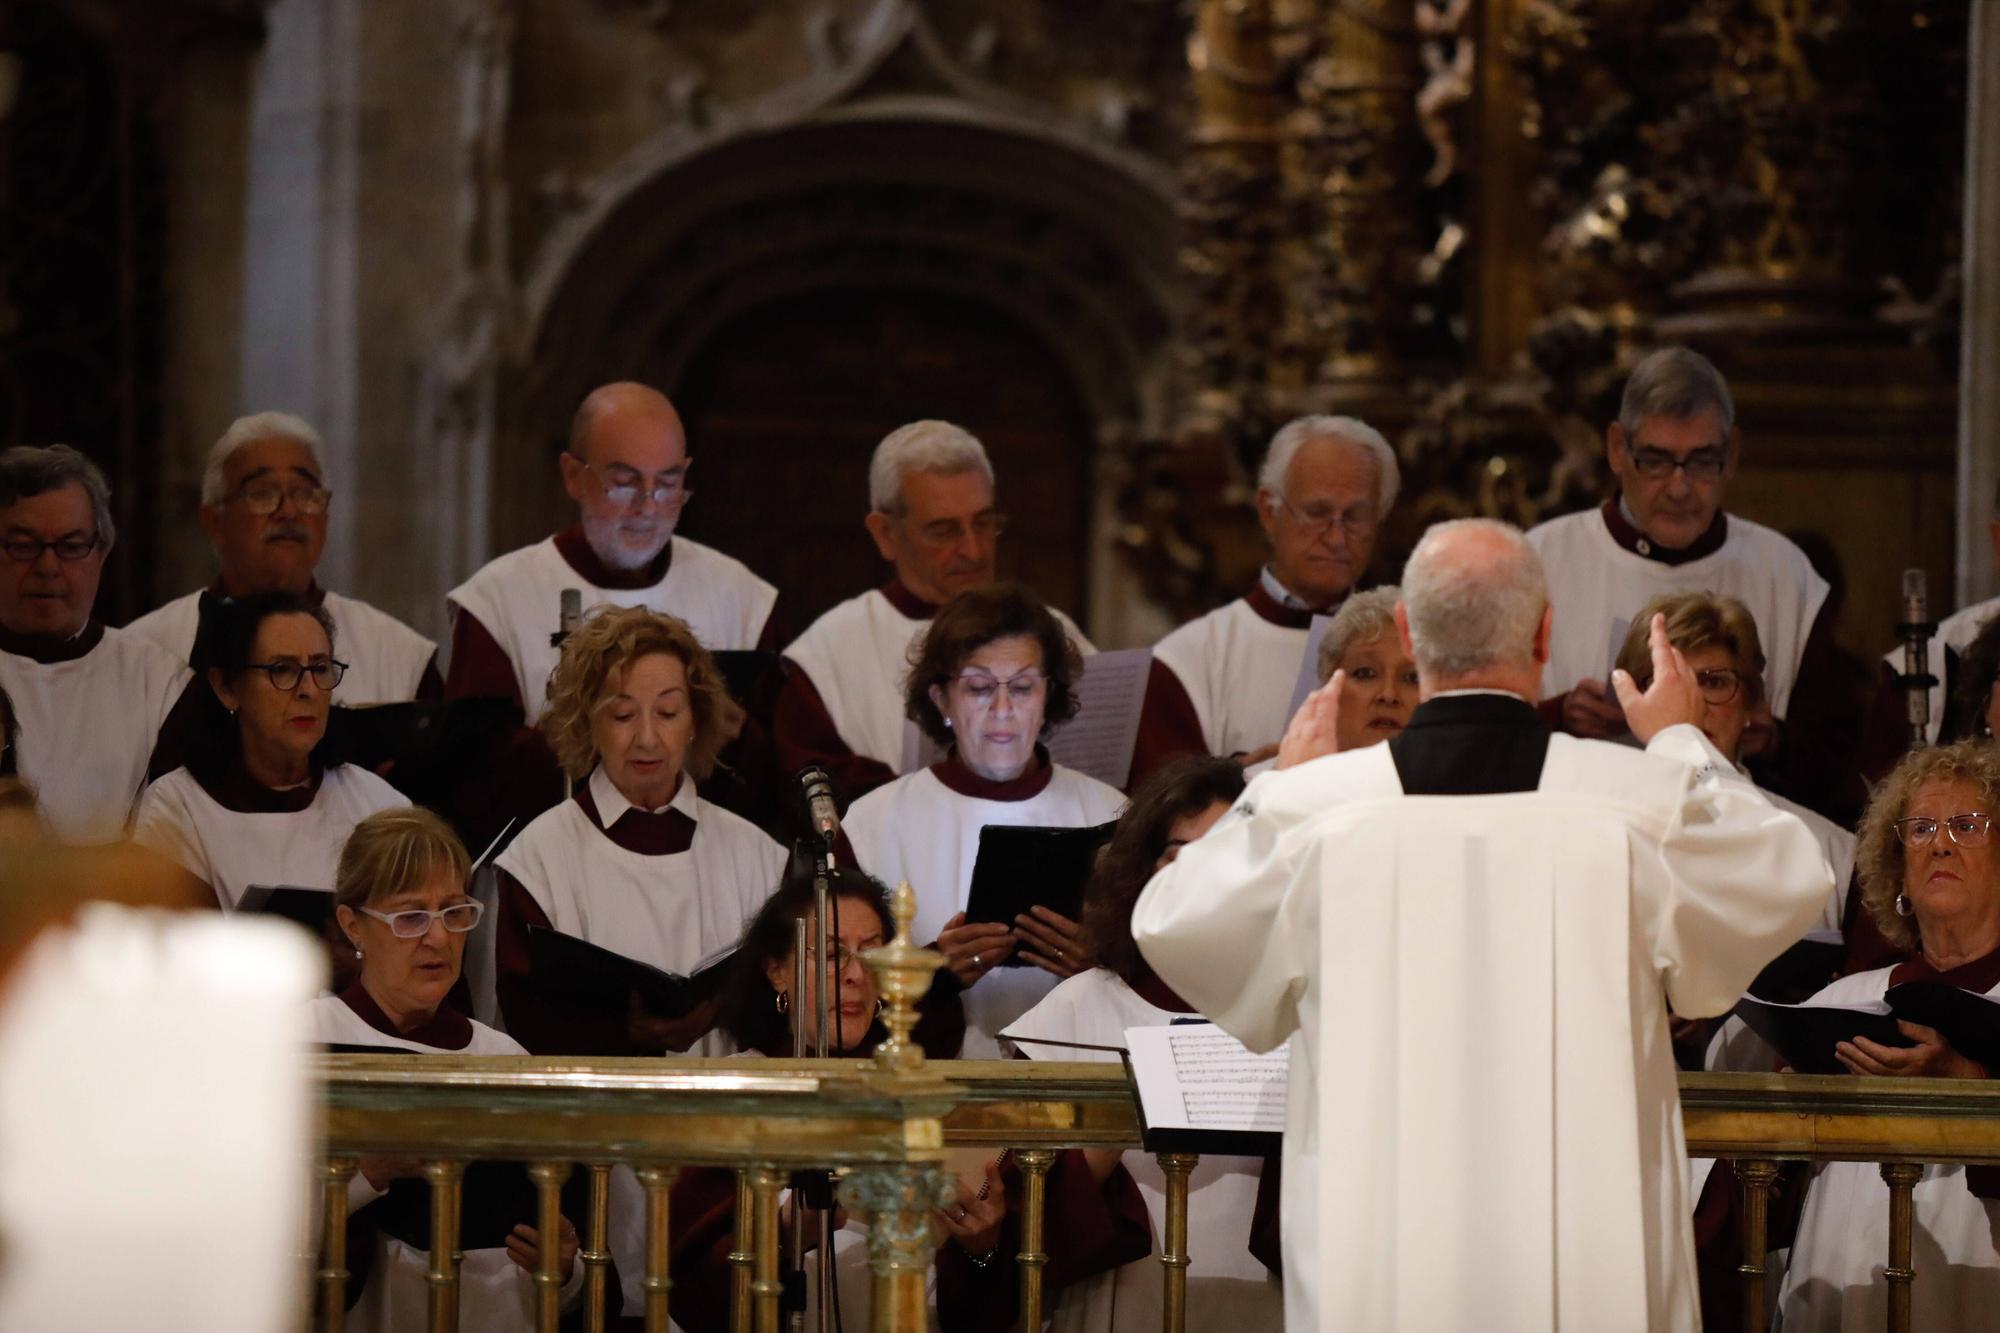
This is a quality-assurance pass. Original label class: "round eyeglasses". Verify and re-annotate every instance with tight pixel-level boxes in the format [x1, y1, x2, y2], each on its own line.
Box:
[358, 901, 485, 938]
[1893, 813, 1993, 850]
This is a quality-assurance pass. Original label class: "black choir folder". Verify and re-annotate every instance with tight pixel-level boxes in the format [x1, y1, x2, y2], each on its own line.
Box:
[1732, 983, 2000, 1076]
[525, 925, 735, 1019]
[963, 821, 1119, 964]
[1122, 1021, 1288, 1156]
[236, 884, 335, 934]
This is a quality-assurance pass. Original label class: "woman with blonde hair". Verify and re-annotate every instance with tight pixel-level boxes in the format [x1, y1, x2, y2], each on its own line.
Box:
[314, 806, 585, 1330]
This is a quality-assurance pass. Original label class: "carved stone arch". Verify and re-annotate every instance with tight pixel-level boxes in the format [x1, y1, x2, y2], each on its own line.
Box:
[496, 101, 1181, 587]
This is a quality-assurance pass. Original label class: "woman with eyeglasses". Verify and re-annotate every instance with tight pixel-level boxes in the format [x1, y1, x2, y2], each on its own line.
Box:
[313, 806, 588, 1332]
[842, 582, 1125, 1046]
[132, 590, 408, 911]
[1776, 741, 2000, 1331]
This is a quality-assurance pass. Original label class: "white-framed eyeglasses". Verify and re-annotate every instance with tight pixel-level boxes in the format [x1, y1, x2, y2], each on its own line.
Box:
[358, 901, 485, 938]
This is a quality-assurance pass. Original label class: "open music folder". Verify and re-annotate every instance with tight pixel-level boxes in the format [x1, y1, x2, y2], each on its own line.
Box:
[1123, 1021, 1288, 1155]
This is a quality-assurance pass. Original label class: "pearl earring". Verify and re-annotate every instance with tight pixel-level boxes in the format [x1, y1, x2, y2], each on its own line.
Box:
[1895, 893, 1913, 917]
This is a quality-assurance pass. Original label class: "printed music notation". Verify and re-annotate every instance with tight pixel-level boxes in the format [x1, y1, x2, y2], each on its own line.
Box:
[1126, 1022, 1290, 1136]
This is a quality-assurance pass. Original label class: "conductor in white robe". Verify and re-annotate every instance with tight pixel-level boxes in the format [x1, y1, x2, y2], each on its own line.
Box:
[1132, 518, 1834, 1332]
[1130, 415, 1396, 785]
[124, 412, 439, 704]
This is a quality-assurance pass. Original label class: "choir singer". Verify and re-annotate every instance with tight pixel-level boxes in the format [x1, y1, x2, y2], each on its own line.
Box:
[1132, 518, 1832, 1331]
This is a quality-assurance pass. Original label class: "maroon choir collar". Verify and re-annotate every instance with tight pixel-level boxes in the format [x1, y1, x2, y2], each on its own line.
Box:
[880, 579, 935, 620]
[930, 746, 1055, 801]
[1598, 498, 1729, 565]
[1243, 580, 1318, 631]
[205, 579, 328, 609]
[1129, 972, 1198, 1014]
[1889, 944, 2000, 993]
[193, 752, 326, 813]
[553, 523, 673, 591]
[0, 617, 105, 664]
[576, 774, 698, 855]
[337, 981, 474, 1051]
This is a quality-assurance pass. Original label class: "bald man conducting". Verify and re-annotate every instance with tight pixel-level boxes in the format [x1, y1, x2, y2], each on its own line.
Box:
[446, 383, 778, 718]
[1134, 518, 1831, 1332]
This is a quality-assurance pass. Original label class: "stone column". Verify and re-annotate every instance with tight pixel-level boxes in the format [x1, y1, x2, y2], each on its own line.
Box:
[1960, 0, 1999, 606]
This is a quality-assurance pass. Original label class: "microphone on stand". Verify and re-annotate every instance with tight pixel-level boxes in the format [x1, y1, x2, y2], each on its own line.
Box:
[550, 587, 582, 649]
[799, 766, 840, 844]
[1898, 568, 1939, 750]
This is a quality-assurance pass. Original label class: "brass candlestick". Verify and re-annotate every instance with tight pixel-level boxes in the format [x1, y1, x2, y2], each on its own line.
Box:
[861, 881, 945, 1075]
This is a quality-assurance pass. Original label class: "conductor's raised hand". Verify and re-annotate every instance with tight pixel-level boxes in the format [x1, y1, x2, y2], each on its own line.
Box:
[1612, 613, 1704, 744]
[936, 910, 1015, 986]
[1276, 672, 1344, 771]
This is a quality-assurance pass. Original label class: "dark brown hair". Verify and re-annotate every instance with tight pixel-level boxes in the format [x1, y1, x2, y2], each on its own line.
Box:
[1084, 756, 1246, 988]
[903, 582, 1083, 748]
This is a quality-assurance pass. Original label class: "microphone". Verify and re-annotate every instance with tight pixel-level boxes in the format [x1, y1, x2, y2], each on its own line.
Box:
[799, 766, 839, 843]
[551, 587, 583, 649]
[1899, 568, 1937, 748]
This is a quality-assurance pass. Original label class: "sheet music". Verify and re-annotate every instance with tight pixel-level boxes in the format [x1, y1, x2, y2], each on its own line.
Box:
[1125, 1022, 1289, 1134]
[1285, 614, 1337, 720]
[1047, 647, 1152, 788]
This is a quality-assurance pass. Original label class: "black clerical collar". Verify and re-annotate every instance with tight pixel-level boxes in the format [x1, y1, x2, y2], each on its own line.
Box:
[1600, 498, 1728, 565]
[1889, 945, 2000, 993]
[0, 617, 104, 664]
[554, 523, 673, 590]
[931, 747, 1055, 801]
[192, 750, 326, 813]
[1390, 693, 1550, 796]
[1244, 579, 1320, 631]
[880, 579, 935, 619]
[575, 767, 698, 855]
[338, 981, 474, 1051]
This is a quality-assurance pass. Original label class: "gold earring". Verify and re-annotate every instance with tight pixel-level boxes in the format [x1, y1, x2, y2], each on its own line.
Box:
[775, 988, 789, 1014]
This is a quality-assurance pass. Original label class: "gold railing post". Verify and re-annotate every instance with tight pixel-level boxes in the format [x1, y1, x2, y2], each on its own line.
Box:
[319, 1157, 359, 1333]
[1013, 1148, 1057, 1328]
[1734, 1158, 1778, 1333]
[424, 1159, 465, 1333]
[1156, 1153, 1198, 1333]
[529, 1161, 571, 1333]
[730, 1169, 754, 1333]
[840, 1162, 954, 1333]
[581, 1162, 613, 1333]
[636, 1165, 679, 1333]
[1881, 1161, 1923, 1333]
[750, 1165, 785, 1333]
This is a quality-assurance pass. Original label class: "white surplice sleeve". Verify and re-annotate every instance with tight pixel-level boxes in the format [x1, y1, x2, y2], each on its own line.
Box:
[1639, 723, 1835, 1019]
[1131, 771, 1318, 1053]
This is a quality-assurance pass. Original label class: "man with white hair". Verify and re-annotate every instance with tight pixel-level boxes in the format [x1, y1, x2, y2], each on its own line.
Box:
[445, 381, 778, 720]
[1129, 415, 1396, 785]
[1132, 518, 1832, 1332]
[774, 419, 1092, 804]
[0, 445, 190, 842]
[124, 412, 439, 703]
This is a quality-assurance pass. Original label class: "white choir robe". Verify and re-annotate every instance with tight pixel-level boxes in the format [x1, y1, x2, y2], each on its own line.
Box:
[310, 993, 585, 1332]
[843, 757, 1125, 1043]
[1881, 592, 2000, 745]
[1008, 969, 1284, 1332]
[0, 624, 189, 842]
[495, 766, 786, 1316]
[1131, 723, 1832, 1332]
[1527, 505, 1828, 718]
[132, 763, 410, 909]
[1777, 965, 2000, 1332]
[780, 582, 1094, 778]
[1147, 587, 1312, 761]
[125, 588, 437, 705]
[448, 532, 776, 723]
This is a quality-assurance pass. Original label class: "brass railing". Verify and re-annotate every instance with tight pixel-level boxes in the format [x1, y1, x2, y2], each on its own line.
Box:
[315, 1059, 2000, 1333]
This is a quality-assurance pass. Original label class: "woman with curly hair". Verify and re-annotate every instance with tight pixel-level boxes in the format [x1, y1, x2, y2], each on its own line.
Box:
[1942, 609, 2000, 745]
[493, 604, 784, 1059]
[1778, 740, 2000, 1332]
[843, 581, 1124, 1045]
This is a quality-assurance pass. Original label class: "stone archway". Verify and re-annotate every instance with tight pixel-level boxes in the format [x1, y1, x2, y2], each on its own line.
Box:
[493, 102, 1178, 636]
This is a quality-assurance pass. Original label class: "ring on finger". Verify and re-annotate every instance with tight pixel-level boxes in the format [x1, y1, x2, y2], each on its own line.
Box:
[972, 953, 982, 967]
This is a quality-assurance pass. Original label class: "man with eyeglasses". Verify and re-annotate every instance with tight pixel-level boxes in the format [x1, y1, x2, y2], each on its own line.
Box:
[445, 382, 778, 722]
[124, 412, 440, 704]
[776, 419, 1093, 805]
[0, 444, 191, 842]
[1129, 414, 1397, 787]
[1526, 345, 1854, 814]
